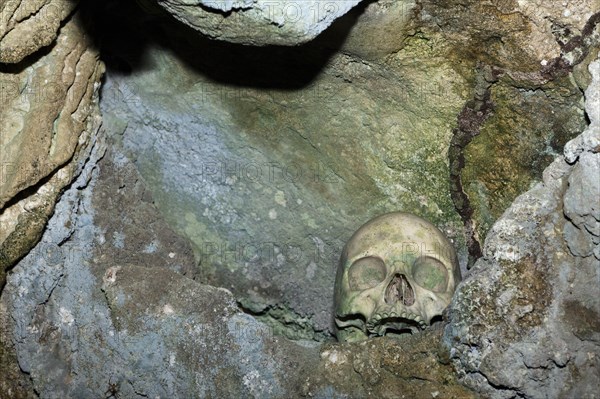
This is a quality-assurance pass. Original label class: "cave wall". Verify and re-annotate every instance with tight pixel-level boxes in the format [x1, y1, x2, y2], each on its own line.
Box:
[0, 0, 598, 397]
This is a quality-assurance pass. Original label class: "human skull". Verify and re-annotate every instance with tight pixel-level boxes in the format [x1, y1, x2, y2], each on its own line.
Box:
[334, 212, 461, 342]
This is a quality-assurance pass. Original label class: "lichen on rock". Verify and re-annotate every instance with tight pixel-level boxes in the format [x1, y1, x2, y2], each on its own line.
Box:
[445, 56, 600, 399]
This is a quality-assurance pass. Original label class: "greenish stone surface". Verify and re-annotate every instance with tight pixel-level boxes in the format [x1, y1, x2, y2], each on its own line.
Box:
[100, 17, 469, 337]
[462, 76, 586, 242]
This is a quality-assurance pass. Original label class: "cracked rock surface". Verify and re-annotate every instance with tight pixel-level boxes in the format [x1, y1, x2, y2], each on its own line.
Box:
[444, 56, 600, 399]
[1, 140, 319, 398]
[0, 140, 473, 397]
[0, 0, 76, 64]
[144, 0, 365, 45]
[0, 12, 104, 292]
[0, 9, 104, 396]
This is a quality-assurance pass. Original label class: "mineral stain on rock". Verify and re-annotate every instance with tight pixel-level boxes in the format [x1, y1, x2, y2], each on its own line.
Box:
[563, 300, 600, 342]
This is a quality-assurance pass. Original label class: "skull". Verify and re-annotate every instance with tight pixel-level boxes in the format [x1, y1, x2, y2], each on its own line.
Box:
[334, 212, 461, 342]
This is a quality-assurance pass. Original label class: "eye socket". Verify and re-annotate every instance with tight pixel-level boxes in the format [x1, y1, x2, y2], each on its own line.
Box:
[412, 256, 449, 292]
[348, 256, 387, 291]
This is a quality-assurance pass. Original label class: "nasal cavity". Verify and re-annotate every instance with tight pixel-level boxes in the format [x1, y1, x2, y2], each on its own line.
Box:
[385, 274, 415, 306]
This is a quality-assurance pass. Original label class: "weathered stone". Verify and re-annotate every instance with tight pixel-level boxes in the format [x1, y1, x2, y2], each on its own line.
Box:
[0, 13, 104, 286]
[334, 0, 418, 61]
[0, 13, 103, 392]
[146, 0, 365, 46]
[461, 76, 586, 245]
[2, 0, 600, 397]
[98, 4, 470, 337]
[564, 220, 595, 257]
[0, 135, 471, 398]
[444, 57, 600, 399]
[565, 54, 600, 162]
[0, 0, 76, 63]
[421, 0, 598, 72]
[564, 152, 600, 237]
[414, 0, 600, 265]
[304, 327, 477, 399]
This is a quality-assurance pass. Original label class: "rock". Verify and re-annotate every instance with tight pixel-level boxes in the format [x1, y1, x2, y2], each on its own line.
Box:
[2, 144, 472, 398]
[0, 13, 104, 287]
[421, 0, 598, 71]
[565, 55, 600, 163]
[564, 152, 600, 237]
[417, 0, 599, 264]
[461, 76, 586, 246]
[2, 0, 600, 397]
[146, 0, 365, 46]
[564, 221, 595, 257]
[2, 141, 298, 397]
[303, 328, 477, 399]
[0, 12, 103, 393]
[98, 5, 471, 337]
[334, 0, 418, 61]
[444, 57, 600, 399]
[0, 0, 76, 63]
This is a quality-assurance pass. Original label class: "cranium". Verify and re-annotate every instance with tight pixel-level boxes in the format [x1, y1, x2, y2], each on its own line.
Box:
[334, 212, 461, 342]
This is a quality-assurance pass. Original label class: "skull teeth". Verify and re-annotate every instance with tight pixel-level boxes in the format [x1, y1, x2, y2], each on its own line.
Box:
[368, 312, 427, 329]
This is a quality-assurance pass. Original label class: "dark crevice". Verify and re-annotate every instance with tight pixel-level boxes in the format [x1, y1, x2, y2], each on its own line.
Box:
[449, 11, 599, 269]
[449, 63, 498, 269]
[79, 0, 358, 90]
[429, 315, 443, 326]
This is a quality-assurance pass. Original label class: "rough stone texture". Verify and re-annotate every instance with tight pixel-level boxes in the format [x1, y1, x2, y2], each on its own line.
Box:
[0, 12, 104, 290]
[96, 0, 600, 338]
[444, 57, 600, 399]
[147, 0, 365, 46]
[2, 0, 600, 397]
[461, 76, 587, 245]
[0, 138, 474, 398]
[0, 11, 104, 396]
[335, 0, 417, 61]
[304, 327, 477, 399]
[98, 2, 470, 338]
[421, 0, 599, 264]
[0, 0, 76, 64]
[421, 0, 598, 71]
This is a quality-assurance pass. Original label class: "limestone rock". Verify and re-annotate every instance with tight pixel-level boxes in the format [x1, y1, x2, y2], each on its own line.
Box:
[421, 0, 599, 71]
[98, 10, 470, 336]
[148, 0, 365, 45]
[0, 133, 470, 398]
[564, 152, 600, 239]
[0, 14, 104, 288]
[444, 57, 600, 399]
[565, 56, 600, 163]
[303, 328, 477, 399]
[461, 76, 587, 246]
[423, 0, 598, 260]
[1, 146, 318, 397]
[0, 0, 76, 63]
